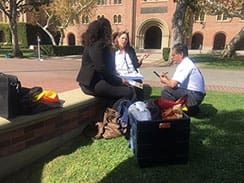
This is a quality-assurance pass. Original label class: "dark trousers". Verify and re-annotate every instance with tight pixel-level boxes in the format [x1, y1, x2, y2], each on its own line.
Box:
[161, 86, 205, 108]
[81, 80, 134, 100]
[134, 79, 144, 101]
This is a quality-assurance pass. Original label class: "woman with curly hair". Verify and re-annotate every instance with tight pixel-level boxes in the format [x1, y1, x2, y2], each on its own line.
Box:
[76, 18, 133, 99]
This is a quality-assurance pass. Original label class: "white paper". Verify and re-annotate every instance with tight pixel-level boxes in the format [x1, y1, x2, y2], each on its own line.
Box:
[119, 72, 144, 80]
[128, 80, 143, 89]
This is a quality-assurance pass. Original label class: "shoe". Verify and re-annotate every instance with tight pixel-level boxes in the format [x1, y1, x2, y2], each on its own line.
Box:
[186, 106, 200, 116]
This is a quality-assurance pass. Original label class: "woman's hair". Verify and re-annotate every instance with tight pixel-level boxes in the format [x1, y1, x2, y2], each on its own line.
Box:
[113, 31, 130, 49]
[82, 17, 112, 46]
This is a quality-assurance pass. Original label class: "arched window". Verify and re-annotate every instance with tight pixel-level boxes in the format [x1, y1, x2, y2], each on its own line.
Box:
[114, 0, 122, 4]
[213, 33, 226, 50]
[118, 15, 121, 23]
[216, 13, 230, 22]
[97, 15, 104, 19]
[98, 0, 107, 5]
[191, 33, 203, 50]
[144, 26, 162, 49]
[195, 12, 205, 22]
[113, 15, 118, 24]
[113, 14, 121, 24]
[68, 33, 76, 46]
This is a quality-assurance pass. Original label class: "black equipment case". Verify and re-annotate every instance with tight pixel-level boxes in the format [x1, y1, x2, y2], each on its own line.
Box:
[0, 72, 21, 119]
[130, 113, 190, 167]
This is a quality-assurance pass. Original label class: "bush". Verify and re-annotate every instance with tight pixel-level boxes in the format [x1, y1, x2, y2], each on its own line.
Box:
[0, 22, 29, 48]
[40, 45, 54, 56]
[53, 45, 84, 56]
[162, 47, 170, 61]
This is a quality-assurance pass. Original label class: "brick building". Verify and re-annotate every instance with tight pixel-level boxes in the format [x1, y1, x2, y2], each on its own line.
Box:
[0, 0, 243, 52]
[64, 0, 244, 52]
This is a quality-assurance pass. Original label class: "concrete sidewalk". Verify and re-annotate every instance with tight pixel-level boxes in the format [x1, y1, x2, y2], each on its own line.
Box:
[0, 56, 81, 92]
[1, 54, 244, 93]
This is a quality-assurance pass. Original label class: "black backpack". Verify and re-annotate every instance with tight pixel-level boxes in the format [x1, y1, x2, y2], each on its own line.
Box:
[0, 73, 21, 119]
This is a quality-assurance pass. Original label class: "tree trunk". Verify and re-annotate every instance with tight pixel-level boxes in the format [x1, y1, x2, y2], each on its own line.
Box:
[9, 0, 23, 57]
[58, 29, 65, 46]
[171, 2, 187, 47]
[36, 10, 57, 46]
[39, 25, 57, 46]
[222, 27, 244, 58]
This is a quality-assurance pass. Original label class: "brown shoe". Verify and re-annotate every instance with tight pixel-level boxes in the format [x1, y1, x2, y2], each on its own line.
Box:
[94, 122, 104, 139]
[102, 125, 122, 139]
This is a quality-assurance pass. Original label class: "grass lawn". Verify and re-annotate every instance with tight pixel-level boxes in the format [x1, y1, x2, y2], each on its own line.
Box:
[0, 48, 35, 58]
[2, 89, 244, 183]
[191, 54, 244, 70]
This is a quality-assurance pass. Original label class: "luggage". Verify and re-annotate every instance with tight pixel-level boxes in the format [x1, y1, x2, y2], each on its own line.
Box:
[0, 73, 21, 119]
[129, 112, 190, 167]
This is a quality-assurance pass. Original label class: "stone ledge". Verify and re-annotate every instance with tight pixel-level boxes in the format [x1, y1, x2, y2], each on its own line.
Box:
[0, 89, 96, 132]
[0, 89, 109, 180]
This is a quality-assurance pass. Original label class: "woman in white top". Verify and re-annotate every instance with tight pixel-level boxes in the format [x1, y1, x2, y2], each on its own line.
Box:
[113, 31, 149, 101]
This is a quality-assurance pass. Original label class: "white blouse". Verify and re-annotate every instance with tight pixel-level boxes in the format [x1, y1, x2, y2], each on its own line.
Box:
[115, 50, 136, 75]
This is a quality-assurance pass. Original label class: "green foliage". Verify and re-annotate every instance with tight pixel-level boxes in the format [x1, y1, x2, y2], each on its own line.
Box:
[53, 45, 84, 56]
[40, 45, 84, 56]
[0, 22, 28, 48]
[162, 47, 171, 61]
[17, 23, 28, 48]
[2, 90, 244, 183]
[0, 48, 35, 57]
[40, 45, 54, 56]
[0, 23, 11, 45]
[191, 54, 244, 69]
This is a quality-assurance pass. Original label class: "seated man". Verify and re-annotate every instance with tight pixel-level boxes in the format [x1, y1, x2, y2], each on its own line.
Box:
[159, 43, 206, 115]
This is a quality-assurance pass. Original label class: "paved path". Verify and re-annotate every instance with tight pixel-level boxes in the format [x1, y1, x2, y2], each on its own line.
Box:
[1, 54, 244, 93]
[141, 63, 244, 93]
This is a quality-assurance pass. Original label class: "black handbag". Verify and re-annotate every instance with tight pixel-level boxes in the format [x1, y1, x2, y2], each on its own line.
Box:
[0, 72, 21, 119]
[20, 86, 62, 115]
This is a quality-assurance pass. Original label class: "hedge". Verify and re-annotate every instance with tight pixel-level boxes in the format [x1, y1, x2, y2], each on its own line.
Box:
[40, 45, 84, 56]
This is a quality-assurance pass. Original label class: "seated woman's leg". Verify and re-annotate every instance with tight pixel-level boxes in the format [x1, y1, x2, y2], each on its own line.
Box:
[134, 79, 144, 101]
[94, 80, 133, 99]
[80, 84, 96, 96]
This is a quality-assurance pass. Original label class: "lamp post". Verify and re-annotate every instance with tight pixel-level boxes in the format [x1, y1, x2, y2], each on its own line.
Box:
[37, 35, 43, 61]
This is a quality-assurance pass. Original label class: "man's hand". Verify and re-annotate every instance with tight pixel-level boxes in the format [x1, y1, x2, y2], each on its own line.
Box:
[159, 72, 177, 88]
[159, 72, 169, 84]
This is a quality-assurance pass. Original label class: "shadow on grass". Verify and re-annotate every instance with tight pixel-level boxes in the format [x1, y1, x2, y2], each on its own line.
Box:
[195, 103, 218, 119]
[2, 102, 244, 183]
[1, 129, 96, 183]
[99, 109, 244, 183]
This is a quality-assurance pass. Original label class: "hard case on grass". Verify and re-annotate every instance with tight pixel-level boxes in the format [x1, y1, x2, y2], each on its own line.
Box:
[0, 73, 21, 119]
[130, 113, 190, 168]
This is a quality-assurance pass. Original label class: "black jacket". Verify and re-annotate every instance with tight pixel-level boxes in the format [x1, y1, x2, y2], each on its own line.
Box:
[76, 40, 123, 89]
